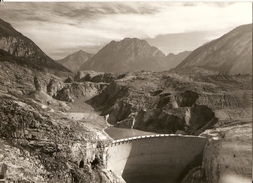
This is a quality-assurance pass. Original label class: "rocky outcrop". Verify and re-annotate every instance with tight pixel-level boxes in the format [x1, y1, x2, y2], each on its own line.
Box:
[175, 90, 199, 107]
[46, 78, 65, 96]
[202, 124, 252, 183]
[0, 37, 37, 58]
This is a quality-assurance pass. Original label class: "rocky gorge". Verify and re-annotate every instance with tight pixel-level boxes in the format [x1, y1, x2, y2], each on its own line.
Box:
[0, 17, 252, 183]
[1, 54, 252, 182]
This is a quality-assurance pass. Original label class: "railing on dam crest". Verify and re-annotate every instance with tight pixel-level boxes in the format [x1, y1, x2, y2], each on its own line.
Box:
[110, 134, 206, 146]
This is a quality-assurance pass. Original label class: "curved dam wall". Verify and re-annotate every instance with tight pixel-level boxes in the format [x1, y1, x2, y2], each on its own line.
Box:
[106, 134, 207, 183]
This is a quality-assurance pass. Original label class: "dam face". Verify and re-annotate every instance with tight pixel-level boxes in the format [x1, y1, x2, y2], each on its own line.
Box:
[106, 135, 207, 183]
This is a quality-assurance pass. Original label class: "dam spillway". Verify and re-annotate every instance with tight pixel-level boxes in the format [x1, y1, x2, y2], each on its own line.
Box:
[106, 134, 207, 183]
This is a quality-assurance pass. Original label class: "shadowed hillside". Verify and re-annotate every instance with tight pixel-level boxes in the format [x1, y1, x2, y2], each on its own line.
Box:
[0, 18, 71, 73]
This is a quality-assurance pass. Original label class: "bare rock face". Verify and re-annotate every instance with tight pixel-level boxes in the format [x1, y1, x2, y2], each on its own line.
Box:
[200, 123, 252, 183]
[175, 90, 199, 107]
[0, 37, 36, 57]
[47, 78, 65, 96]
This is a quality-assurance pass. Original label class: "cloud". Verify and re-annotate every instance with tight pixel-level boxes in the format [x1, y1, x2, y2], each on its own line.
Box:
[0, 2, 251, 59]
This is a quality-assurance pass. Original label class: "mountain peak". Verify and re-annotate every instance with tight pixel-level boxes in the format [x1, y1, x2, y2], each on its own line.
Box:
[57, 49, 94, 72]
[122, 37, 144, 42]
[78, 38, 170, 73]
[105, 37, 165, 57]
[77, 49, 84, 53]
[77, 49, 88, 54]
[108, 37, 148, 46]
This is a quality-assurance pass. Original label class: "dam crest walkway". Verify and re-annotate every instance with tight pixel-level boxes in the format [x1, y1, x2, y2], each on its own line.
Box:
[110, 133, 206, 146]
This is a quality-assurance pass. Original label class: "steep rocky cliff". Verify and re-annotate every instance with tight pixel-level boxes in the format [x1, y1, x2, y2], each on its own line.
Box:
[203, 124, 252, 183]
[181, 123, 252, 183]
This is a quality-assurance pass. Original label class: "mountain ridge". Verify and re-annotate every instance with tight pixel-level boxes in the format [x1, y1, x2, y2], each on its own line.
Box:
[175, 24, 252, 74]
[0, 18, 71, 73]
[78, 37, 187, 73]
[165, 51, 191, 69]
[57, 49, 94, 71]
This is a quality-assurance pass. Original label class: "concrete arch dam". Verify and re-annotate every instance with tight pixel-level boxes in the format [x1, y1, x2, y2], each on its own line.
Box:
[106, 134, 207, 183]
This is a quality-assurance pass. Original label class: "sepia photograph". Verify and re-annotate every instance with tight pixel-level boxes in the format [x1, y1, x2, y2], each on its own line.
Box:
[0, 1, 252, 183]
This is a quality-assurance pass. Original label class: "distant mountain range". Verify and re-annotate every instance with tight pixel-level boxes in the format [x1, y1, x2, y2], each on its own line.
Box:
[175, 24, 252, 74]
[56, 50, 94, 72]
[1, 18, 251, 75]
[165, 51, 191, 69]
[0, 18, 70, 73]
[78, 38, 189, 73]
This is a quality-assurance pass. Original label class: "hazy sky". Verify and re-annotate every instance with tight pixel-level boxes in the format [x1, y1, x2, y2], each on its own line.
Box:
[0, 2, 252, 59]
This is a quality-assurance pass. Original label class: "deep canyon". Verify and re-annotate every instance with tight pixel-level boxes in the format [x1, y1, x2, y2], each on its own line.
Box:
[0, 18, 252, 183]
[0, 62, 251, 182]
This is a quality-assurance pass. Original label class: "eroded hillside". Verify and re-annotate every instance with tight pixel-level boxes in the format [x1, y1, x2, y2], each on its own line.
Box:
[0, 55, 124, 182]
[77, 71, 252, 135]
